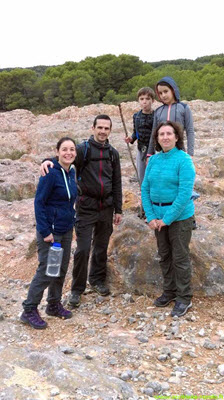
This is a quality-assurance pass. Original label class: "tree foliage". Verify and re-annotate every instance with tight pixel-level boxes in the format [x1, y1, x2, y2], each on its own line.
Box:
[0, 53, 223, 112]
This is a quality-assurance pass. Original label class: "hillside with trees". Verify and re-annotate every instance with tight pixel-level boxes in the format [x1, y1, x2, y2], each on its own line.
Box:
[0, 53, 223, 113]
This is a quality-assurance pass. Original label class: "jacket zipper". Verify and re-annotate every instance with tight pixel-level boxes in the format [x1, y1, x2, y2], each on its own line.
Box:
[167, 104, 171, 121]
[99, 149, 104, 209]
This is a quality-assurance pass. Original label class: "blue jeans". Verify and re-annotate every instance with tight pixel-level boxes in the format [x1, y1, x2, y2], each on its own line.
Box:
[22, 230, 73, 311]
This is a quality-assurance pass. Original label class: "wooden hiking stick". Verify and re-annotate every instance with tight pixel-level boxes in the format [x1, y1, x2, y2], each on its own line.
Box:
[118, 103, 143, 218]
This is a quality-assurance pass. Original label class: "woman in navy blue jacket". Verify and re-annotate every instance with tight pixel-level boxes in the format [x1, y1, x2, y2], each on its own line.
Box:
[21, 137, 77, 329]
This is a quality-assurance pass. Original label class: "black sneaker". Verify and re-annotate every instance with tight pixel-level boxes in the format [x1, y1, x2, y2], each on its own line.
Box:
[46, 302, 73, 319]
[20, 309, 47, 329]
[154, 293, 176, 307]
[171, 301, 192, 317]
[91, 283, 110, 296]
[68, 294, 81, 308]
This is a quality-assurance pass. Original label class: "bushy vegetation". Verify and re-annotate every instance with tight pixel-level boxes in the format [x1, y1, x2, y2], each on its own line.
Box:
[0, 54, 223, 113]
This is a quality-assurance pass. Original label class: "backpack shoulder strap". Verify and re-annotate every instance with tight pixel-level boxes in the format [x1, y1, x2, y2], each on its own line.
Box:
[77, 140, 91, 180]
[179, 101, 187, 109]
[134, 110, 142, 139]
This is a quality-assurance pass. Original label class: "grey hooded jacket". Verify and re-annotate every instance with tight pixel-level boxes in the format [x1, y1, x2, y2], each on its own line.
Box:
[147, 76, 195, 156]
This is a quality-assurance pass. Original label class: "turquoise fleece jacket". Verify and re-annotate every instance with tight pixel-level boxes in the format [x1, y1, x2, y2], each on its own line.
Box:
[141, 147, 195, 225]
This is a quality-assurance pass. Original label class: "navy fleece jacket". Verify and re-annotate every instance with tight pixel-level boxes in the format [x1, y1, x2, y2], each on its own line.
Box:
[35, 159, 77, 238]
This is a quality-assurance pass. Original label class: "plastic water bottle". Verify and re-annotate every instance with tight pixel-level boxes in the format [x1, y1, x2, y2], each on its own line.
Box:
[46, 242, 64, 277]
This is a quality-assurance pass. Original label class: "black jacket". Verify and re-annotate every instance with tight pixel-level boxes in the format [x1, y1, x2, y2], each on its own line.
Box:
[132, 110, 154, 151]
[75, 136, 122, 215]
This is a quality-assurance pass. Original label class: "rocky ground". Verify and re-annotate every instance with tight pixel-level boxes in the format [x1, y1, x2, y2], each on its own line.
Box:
[0, 271, 224, 400]
[0, 100, 224, 399]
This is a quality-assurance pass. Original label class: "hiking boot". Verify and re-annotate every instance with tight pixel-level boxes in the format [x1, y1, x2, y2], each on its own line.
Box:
[91, 283, 110, 296]
[20, 309, 47, 330]
[154, 293, 176, 307]
[68, 293, 81, 308]
[171, 301, 192, 317]
[46, 302, 73, 319]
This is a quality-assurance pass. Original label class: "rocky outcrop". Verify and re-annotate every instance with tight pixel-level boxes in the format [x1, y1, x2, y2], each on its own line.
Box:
[0, 101, 224, 400]
[0, 100, 224, 295]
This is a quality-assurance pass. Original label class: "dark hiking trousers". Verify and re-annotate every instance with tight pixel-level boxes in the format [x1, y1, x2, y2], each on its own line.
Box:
[22, 230, 73, 312]
[155, 216, 194, 304]
[71, 208, 113, 295]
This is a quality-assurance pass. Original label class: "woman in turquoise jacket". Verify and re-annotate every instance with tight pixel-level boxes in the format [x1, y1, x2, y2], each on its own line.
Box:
[142, 121, 195, 317]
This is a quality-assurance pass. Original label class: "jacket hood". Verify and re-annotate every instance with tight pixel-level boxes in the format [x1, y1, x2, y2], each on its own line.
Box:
[88, 135, 111, 150]
[156, 76, 180, 102]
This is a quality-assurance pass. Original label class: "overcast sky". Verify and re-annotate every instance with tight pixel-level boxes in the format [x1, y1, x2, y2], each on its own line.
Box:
[1, 0, 223, 69]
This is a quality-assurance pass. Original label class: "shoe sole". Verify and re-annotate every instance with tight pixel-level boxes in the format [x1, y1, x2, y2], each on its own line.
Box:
[45, 311, 73, 319]
[171, 302, 192, 317]
[68, 302, 80, 308]
[154, 298, 176, 307]
[91, 287, 110, 296]
[20, 316, 47, 330]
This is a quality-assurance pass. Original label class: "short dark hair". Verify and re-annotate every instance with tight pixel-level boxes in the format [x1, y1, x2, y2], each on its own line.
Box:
[56, 136, 76, 151]
[93, 114, 112, 129]
[137, 87, 155, 100]
[153, 121, 185, 151]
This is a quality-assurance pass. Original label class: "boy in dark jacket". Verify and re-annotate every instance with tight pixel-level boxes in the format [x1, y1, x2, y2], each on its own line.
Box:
[125, 87, 155, 184]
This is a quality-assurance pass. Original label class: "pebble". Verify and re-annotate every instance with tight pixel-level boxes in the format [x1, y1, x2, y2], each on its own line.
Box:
[122, 293, 135, 303]
[185, 350, 197, 358]
[145, 381, 162, 393]
[170, 352, 182, 361]
[50, 388, 60, 396]
[142, 387, 154, 396]
[135, 334, 148, 343]
[203, 340, 217, 350]
[168, 376, 181, 384]
[128, 317, 137, 324]
[161, 347, 171, 355]
[160, 382, 170, 391]
[160, 324, 167, 333]
[85, 354, 93, 360]
[59, 346, 75, 354]
[198, 328, 205, 336]
[108, 357, 117, 365]
[186, 314, 196, 322]
[102, 308, 113, 315]
[157, 354, 168, 362]
[5, 234, 15, 241]
[120, 370, 133, 381]
[95, 296, 106, 304]
[218, 364, 224, 376]
[110, 315, 118, 323]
